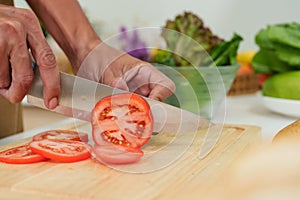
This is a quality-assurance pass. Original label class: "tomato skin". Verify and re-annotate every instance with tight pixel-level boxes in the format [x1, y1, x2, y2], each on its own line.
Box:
[91, 93, 153, 149]
[29, 140, 91, 163]
[33, 130, 89, 142]
[0, 145, 47, 164]
[92, 145, 144, 165]
[256, 73, 271, 87]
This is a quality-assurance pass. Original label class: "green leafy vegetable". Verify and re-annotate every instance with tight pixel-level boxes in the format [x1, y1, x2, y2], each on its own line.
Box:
[252, 49, 294, 73]
[153, 11, 242, 67]
[252, 22, 300, 74]
[204, 33, 243, 66]
[255, 29, 274, 50]
[268, 22, 300, 49]
[162, 11, 223, 55]
[152, 49, 176, 66]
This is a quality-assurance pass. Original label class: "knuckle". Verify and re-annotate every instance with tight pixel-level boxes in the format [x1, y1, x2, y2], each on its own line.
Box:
[36, 48, 57, 70]
[6, 89, 25, 103]
[0, 20, 23, 36]
[9, 75, 33, 103]
[19, 8, 36, 23]
[9, 96, 22, 104]
[21, 74, 34, 88]
[18, 9, 41, 31]
[15, 72, 34, 90]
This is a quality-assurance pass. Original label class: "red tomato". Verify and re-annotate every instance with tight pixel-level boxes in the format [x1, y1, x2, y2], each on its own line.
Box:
[256, 74, 271, 87]
[91, 93, 153, 149]
[93, 145, 144, 164]
[0, 145, 47, 164]
[33, 130, 89, 142]
[30, 140, 91, 163]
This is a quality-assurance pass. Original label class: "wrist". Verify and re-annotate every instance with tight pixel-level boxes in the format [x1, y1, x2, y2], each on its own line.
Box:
[70, 35, 102, 73]
[26, 0, 102, 73]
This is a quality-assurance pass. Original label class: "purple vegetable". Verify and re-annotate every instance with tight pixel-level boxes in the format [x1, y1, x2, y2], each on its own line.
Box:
[119, 26, 149, 61]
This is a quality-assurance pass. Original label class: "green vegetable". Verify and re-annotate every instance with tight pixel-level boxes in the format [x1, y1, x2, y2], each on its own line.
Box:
[163, 12, 223, 54]
[203, 33, 243, 66]
[274, 43, 300, 66]
[255, 29, 274, 50]
[160, 11, 224, 66]
[153, 11, 242, 67]
[252, 49, 294, 74]
[152, 49, 176, 66]
[268, 23, 300, 49]
[262, 70, 300, 100]
[252, 22, 300, 74]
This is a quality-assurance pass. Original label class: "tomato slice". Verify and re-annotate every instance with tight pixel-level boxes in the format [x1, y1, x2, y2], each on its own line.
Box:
[33, 130, 89, 142]
[29, 140, 91, 163]
[91, 93, 153, 149]
[0, 145, 47, 164]
[93, 145, 144, 164]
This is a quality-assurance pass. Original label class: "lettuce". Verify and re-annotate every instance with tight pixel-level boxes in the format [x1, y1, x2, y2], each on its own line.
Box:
[252, 22, 300, 74]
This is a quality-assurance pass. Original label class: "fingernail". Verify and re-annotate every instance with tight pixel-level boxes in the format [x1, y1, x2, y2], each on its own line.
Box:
[48, 97, 58, 109]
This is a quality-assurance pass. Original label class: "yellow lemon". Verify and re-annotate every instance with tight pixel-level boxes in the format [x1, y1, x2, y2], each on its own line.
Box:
[237, 50, 256, 64]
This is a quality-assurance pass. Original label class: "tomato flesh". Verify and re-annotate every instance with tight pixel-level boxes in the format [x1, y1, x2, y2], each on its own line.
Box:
[93, 145, 143, 164]
[0, 145, 47, 164]
[91, 93, 153, 149]
[30, 140, 91, 163]
[33, 130, 89, 142]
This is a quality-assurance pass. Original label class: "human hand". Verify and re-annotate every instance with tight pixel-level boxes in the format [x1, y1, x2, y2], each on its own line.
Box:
[76, 43, 175, 101]
[0, 5, 59, 109]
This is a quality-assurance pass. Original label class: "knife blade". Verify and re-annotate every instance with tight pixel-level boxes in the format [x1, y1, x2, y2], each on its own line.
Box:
[27, 70, 211, 133]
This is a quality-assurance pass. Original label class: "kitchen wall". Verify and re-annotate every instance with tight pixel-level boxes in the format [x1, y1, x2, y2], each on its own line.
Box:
[15, 0, 300, 51]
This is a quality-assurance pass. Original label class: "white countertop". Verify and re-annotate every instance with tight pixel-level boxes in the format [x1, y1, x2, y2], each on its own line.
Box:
[223, 93, 297, 142]
[0, 93, 298, 145]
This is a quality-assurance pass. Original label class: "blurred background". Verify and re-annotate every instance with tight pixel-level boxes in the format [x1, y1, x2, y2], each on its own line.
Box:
[15, 0, 300, 51]
[13, 0, 300, 131]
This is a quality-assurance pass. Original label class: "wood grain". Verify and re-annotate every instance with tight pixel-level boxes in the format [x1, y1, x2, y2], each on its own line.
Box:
[0, 122, 261, 200]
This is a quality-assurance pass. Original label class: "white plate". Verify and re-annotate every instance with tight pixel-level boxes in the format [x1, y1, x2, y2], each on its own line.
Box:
[258, 92, 300, 118]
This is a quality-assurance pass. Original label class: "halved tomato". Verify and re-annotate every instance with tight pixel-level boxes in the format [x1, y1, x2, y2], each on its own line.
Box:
[29, 140, 91, 163]
[91, 93, 153, 149]
[93, 145, 143, 164]
[32, 130, 89, 142]
[0, 145, 47, 164]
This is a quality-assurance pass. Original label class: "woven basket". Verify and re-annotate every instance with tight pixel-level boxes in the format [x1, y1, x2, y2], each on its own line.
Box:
[227, 73, 260, 96]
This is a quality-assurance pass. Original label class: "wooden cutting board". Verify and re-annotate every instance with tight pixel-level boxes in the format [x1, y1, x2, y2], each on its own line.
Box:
[0, 122, 261, 200]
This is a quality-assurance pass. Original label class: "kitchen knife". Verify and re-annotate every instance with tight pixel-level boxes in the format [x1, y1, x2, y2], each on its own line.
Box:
[27, 70, 211, 133]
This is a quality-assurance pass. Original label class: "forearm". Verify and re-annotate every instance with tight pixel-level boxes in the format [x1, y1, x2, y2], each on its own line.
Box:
[26, 0, 101, 71]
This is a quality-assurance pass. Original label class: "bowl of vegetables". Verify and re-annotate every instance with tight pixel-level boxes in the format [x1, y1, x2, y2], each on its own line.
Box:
[252, 22, 300, 117]
[118, 12, 242, 119]
[154, 64, 239, 119]
[149, 12, 242, 119]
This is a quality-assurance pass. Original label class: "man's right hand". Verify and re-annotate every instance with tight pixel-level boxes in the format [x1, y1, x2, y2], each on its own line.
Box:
[0, 5, 60, 109]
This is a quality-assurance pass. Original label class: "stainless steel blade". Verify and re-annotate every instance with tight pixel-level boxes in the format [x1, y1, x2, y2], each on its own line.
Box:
[27, 71, 211, 133]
